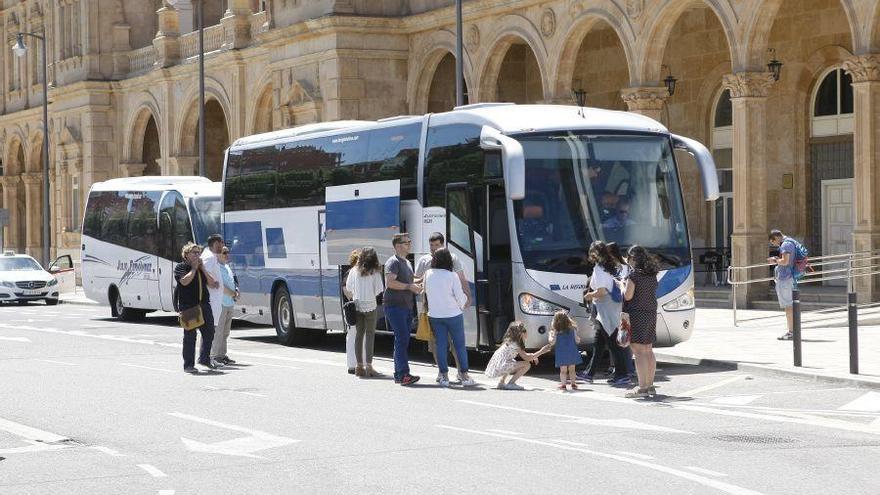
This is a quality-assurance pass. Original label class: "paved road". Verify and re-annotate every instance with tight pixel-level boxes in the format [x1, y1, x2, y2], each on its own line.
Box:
[1, 302, 879, 494]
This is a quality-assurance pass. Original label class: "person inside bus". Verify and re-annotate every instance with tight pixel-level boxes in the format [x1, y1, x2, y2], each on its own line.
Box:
[519, 193, 553, 244]
[175, 243, 218, 373]
[384, 233, 422, 386]
[602, 198, 636, 242]
[201, 234, 225, 369]
[211, 246, 239, 367]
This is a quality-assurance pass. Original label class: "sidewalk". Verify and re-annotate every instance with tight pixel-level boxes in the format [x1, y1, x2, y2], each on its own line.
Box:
[60, 286, 99, 306]
[655, 305, 880, 389]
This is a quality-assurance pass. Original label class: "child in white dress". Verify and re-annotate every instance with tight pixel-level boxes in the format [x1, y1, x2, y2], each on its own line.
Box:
[485, 321, 551, 390]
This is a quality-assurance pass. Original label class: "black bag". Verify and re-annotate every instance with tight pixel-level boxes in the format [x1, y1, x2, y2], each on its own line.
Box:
[343, 300, 357, 327]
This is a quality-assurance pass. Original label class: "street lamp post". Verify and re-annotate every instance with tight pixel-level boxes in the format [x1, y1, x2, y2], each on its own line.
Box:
[168, 0, 206, 177]
[454, 0, 464, 107]
[13, 32, 50, 267]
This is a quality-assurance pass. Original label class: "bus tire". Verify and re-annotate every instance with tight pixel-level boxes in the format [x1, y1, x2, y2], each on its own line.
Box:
[273, 285, 304, 346]
[110, 287, 145, 322]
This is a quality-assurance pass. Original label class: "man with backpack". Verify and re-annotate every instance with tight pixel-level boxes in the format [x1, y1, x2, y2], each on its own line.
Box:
[768, 229, 808, 341]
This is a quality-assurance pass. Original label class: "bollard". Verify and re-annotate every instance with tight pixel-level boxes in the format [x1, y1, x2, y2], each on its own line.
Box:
[792, 288, 802, 367]
[848, 291, 858, 375]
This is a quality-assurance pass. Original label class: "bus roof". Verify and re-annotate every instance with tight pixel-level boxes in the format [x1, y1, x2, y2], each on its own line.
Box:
[89, 176, 221, 197]
[228, 104, 668, 152]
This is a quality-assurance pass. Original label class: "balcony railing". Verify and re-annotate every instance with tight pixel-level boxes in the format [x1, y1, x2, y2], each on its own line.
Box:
[129, 46, 157, 74]
[180, 24, 225, 60]
[251, 10, 268, 36]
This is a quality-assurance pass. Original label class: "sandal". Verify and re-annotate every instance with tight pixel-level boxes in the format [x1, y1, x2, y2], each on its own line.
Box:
[570, 382, 579, 390]
[558, 384, 568, 391]
[625, 388, 649, 399]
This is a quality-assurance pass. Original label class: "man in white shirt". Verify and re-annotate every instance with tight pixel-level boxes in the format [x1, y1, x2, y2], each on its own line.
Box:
[414, 232, 471, 381]
[201, 234, 225, 368]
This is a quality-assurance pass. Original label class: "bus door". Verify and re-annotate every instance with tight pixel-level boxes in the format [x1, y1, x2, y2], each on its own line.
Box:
[479, 180, 514, 347]
[318, 210, 343, 329]
[445, 183, 481, 349]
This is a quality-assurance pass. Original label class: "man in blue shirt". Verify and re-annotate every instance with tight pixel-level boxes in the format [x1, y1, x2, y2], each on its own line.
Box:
[768, 229, 797, 340]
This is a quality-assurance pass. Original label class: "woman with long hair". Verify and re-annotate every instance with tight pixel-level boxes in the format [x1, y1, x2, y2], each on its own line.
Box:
[344, 247, 385, 377]
[606, 241, 635, 380]
[622, 245, 660, 398]
[582, 240, 630, 386]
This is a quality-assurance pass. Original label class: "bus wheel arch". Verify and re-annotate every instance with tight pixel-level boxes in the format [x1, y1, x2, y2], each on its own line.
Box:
[271, 281, 303, 346]
[109, 285, 145, 322]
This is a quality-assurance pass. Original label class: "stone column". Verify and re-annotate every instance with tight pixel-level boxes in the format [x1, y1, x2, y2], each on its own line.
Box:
[0, 176, 21, 251]
[21, 173, 42, 257]
[153, 5, 181, 68]
[167, 156, 198, 176]
[120, 162, 147, 177]
[722, 72, 775, 306]
[221, 0, 252, 50]
[621, 86, 668, 123]
[843, 54, 880, 301]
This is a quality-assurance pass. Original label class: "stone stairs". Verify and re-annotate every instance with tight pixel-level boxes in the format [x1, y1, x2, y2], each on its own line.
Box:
[695, 284, 850, 312]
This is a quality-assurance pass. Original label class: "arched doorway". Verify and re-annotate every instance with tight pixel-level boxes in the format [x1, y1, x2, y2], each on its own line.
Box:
[495, 42, 543, 104]
[199, 99, 229, 181]
[568, 20, 629, 110]
[142, 115, 161, 176]
[426, 53, 469, 112]
[810, 67, 854, 265]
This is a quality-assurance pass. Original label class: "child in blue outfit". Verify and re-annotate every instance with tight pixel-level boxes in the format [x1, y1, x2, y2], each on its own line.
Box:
[550, 311, 582, 391]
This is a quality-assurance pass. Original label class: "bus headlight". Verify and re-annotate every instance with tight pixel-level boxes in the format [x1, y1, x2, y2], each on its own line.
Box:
[519, 293, 566, 315]
[662, 289, 695, 311]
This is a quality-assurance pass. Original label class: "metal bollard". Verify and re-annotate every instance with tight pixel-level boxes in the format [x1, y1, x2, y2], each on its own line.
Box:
[848, 291, 858, 375]
[792, 288, 802, 367]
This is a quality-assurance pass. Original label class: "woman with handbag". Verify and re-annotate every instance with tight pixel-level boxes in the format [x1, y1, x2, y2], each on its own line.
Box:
[343, 249, 361, 375]
[343, 247, 385, 377]
[582, 241, 630, 387]
[423, 248, 475, 387]
[174, 242, 218, 374]
[622, 245, 660, 399]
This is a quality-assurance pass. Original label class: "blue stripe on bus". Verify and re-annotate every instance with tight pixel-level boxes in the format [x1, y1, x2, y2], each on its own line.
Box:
[235, 267, 334, 299]
[656, 264, 691, 298]
[224, 221, 265, 268]
[326, 196, 399, 231]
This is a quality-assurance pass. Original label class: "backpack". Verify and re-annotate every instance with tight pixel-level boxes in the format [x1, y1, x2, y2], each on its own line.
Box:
[785, 238, 811, 279]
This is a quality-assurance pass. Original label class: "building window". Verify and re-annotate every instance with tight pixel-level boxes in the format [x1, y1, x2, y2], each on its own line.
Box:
[812, 68, 854, 137]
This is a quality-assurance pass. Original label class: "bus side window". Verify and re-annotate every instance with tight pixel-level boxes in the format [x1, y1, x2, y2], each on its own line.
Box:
[424, 124, 491, 207]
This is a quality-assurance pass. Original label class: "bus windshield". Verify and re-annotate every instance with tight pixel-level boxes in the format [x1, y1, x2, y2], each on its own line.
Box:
[190, 196, 222, 245]
[513, 132, 690, 274]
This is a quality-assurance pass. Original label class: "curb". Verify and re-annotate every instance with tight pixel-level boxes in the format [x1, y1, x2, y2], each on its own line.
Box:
[654, 351, 880, 390]
[60, 298, 99, 307]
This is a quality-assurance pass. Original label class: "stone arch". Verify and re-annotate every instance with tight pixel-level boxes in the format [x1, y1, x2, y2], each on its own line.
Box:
[638, 0, 738, 84]
[742, 0, 860, 71]
[123, 91, 163, 162]
[249, 79, 275, 135]
[26, 129, 45, 174]
[175, 77, 234, 157]
[407, 29, 476, 114]
[178, 96, 231, 180]
[425, 52, 472, 113]
[553, 8, 636, 100]
[3, 131, 26, 176]
[125, 104, 163, 174]
[871, 0, 880, 53]
[477, 15, 551, 102]
[696, 61, 738, 144]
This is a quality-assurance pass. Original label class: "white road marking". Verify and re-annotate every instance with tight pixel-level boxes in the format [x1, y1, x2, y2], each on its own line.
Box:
[839, 392, 880, 413]
[38, 359, 78, 366]
[121, 363, 176, 374]
[550, 439, 588, 446]
[711, 395, 763, 406]
[685, 466, 729, 477]
[680, 375, 748, 397]
[458, 400, 693, 434]
[0, 417, 68, 443]
[699, 402, 880, 418]
[487, 429, 524, 435]
[616, 450, 655, 460]
[203, 385, 267, 398]
[0, 336, 31, 342]
[90, 446, 127, 457]
[137, 464, 168, 478]
[0, 440, 69, 455]
[238, 361, 301, 370]
[169, 412, 299, 458]
[158, 491, 175, 495]
[437, 426, 766, 495]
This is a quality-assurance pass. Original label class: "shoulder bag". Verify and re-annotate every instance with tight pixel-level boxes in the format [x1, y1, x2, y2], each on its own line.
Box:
[178, 271, 205, 331]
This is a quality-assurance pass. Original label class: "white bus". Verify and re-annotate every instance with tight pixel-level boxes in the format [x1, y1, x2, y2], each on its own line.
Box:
[222, 104, 719, 349]
[81, 177, 222, 320]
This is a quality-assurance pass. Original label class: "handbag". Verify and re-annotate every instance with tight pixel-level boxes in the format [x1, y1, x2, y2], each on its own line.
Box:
[617, 312, 632, 347]
[415, 312, 432, 341]
[178, 270, 205, 331]
[343, 300, 357, 327]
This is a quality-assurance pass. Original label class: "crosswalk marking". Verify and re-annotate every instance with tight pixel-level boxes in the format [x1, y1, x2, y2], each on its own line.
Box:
[838, 392, 880, 413]
[712, 395, 763, 406]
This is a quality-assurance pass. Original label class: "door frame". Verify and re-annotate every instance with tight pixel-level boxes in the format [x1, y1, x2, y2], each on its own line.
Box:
[445, 182, 482, 349]
[820, 177, 854, 257]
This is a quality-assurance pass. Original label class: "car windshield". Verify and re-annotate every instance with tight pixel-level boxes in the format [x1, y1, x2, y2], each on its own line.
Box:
[513, 132, 690, 274]
[190, 196, 222, 245]
[0, 257, 43, 271]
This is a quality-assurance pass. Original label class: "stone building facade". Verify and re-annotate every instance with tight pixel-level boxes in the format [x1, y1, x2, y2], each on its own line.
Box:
[0, 0, 879, 302]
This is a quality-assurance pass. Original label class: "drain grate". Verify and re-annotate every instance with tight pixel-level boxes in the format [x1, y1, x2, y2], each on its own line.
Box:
[713, 434, 796, 445]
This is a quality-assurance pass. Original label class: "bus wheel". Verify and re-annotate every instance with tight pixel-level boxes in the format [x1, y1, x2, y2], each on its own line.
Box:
[273, 285, 303, 346]
[111, 289, 145, 322]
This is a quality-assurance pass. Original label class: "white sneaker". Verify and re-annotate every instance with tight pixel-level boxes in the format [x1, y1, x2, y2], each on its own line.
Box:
[435, 373, 443, 383]
[461, 377, 476, 387]
[504, 383, 525, 391]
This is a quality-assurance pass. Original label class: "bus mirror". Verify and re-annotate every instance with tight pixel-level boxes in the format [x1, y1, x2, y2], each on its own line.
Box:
[480, 126, 525, 201]
[671, 134, 720, 202]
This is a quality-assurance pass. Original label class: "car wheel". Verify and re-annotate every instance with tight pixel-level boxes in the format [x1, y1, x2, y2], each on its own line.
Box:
[46, 299, 59, 306]
[16, 300, 28, 306]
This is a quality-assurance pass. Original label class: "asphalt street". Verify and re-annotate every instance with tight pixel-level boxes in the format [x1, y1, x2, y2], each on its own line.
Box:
[1, 302, 879, 495]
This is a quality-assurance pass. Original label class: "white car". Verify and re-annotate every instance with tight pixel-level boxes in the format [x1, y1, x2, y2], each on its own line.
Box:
[0, 252, 62, 305]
